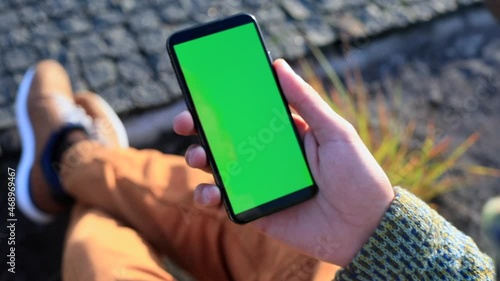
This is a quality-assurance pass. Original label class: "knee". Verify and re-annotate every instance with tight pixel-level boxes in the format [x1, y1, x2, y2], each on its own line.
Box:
[62, 206, 117, 281]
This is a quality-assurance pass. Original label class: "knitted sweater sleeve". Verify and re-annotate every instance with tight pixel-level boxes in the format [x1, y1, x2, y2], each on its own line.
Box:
[335, 187, 496, 281]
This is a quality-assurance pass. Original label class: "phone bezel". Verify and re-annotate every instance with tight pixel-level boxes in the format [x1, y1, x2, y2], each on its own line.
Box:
[166, 13, 317, 224]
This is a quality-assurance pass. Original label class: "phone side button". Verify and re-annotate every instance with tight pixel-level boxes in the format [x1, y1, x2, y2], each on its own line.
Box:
[223, 202, 231, 216]
[267, 51, 272, 61]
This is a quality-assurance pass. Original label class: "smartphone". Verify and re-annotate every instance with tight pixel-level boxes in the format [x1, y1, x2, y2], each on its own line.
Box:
[166, 13, 317, 223]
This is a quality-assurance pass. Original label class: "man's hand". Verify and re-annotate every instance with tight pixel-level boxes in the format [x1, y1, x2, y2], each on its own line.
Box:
[173, 59, 395, 267]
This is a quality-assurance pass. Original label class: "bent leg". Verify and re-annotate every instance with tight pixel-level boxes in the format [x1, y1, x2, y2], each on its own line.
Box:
[63, 204, 175, 281]
[60, 141, 339, 280]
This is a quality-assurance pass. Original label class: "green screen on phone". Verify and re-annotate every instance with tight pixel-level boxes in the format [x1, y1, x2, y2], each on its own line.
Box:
[174, 22, 313, 214]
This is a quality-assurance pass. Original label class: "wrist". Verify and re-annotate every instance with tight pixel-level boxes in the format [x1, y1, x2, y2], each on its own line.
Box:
[338, 186, 395, 267]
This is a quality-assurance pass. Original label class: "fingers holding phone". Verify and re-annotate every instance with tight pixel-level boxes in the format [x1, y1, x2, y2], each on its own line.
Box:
[193, 183, 221, 208]
[175, 110, 311, 211]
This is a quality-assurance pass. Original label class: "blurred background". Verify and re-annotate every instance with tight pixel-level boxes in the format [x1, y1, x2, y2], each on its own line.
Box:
[0, 0, 499, 280]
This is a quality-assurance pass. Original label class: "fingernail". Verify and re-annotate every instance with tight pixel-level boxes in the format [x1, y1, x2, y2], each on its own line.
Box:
[187, 148, 194, 165]
[201, 187, 212, 205]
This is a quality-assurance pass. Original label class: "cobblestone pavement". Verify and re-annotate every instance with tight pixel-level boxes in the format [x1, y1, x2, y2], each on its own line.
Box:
[0, 0, 482, 134]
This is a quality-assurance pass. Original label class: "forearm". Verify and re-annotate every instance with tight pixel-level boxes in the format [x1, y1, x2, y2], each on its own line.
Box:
[335, 187, 495, 281]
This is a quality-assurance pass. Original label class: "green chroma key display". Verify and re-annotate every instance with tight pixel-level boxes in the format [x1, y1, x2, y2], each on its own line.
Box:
[174, 22, 314, 215]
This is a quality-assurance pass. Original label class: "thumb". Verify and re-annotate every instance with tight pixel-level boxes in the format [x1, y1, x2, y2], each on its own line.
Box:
[274, 59, 347, 143]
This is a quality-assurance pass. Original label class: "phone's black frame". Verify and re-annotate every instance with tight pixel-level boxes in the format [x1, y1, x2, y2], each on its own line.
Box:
[166, 13, 317, 224]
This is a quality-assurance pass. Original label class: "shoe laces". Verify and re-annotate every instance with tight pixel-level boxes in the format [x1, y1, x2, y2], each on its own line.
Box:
[52, 94, 105, 144]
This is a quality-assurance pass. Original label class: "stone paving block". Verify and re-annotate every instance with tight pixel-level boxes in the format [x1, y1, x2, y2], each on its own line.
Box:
[279, 0, 311, 20]
[159, 71, 182, 99]
[30, 21, 64, 41]
[85, 0, 110, 14]
[148, 53, 174, 74]
[111, 0, 139, 13]
[0, 33, 13, 49]
[260, 28, 284, 58]
[254, 2, 287, 23]
[405, 2, 437, 23]
[372, 0, 400, 10]
[12, 72, 24, 86]
[146, 0, 176, 8]
[128, 9, 162, 33]
[82, 59, 117, 90]
[346, 0, 370, 8]
[244, 0, 267, 8]
[169, 21, 197, 34]
[72, 77, 89, 93]
[4, 47, 37, 73]
[42, 0, 81, 18]
[313, 0, 349, 12]
[0, 76, 16, 106]
[203, 6, 222, 19]
[159, 1, 191, 23]
[18, 4, 49, 26]
[146, 51, 165, 80]
[69, 34, 109, 60]
[137, 28, 172, 55]
[92, 10, 126, 30]
[266, 22, 307, 59]
[428, 0, 458, 14]
[384, 7, 411, 28]
[130, 81, 170, 109]
[0, 1, 8, 10]
[0, 129, 20, 156]
[0, 10, 19, 33]
[190, 10, 216, 24]
[103, 27, 139, 57]
[482, 39, 500, 66]
[59, 16, 92, 36]
[35, 39, 65, 60]
[299, 19, 337, 47]
[358, 4, 387, 35]
[190, 0, 216, 23]
[60, 52, 81, 84]
[98, 83, 134, 113]
[118, 55, 154, 85]
[9, 0, 37, 5]
[0, 106, 15, 131]
[212, 0, 243, 17]
[376, 8, 403, 32]
[6, 27, 31, 47]
[0, 56, 4, 76]
[265, 39, 284, 60]
[326, 12, 366, 38]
